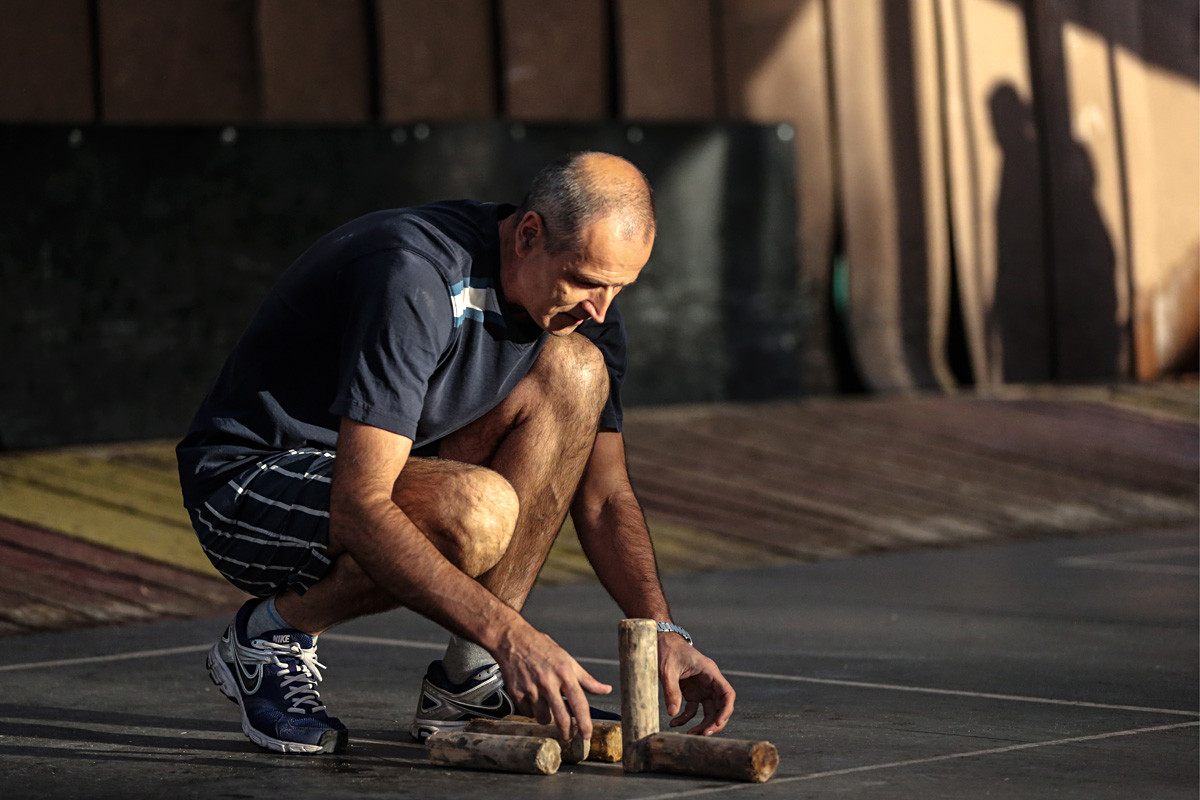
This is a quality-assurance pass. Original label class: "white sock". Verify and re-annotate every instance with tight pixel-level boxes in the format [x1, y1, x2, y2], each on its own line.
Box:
[442, 635, 495, 683]
[246, 597, 292, 639]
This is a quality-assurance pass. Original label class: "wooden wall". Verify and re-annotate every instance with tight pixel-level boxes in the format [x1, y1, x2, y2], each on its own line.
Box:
[0, 0, 1195, 389]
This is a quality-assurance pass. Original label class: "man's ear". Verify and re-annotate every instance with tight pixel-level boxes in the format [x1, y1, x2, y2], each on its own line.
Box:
[516, 211, 542, 255]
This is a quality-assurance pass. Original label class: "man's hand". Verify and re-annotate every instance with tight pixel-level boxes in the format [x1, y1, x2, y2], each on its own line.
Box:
[492, 623, 612, 741]
[659, 633, 736, 736]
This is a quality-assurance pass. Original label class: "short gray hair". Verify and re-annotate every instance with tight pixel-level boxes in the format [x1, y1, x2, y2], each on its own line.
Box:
[516, 152, 656, 255]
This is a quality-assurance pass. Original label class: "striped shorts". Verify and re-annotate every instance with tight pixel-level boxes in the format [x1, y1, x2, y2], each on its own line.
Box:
[187, 448, 337, 597]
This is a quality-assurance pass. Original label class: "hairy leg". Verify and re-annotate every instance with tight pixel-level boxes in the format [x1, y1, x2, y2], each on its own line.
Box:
[439, 332, 609, 610]
[275, 458, 519, 634]
[275, 332, 607, 633]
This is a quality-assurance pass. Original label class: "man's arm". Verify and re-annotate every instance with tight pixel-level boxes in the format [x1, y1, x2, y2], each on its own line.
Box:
[570, 430, 736, 736]
[331, 418, 610, 738]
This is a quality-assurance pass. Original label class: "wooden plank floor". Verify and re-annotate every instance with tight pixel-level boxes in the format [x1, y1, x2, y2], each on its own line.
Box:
[0, 384, 1194, 637]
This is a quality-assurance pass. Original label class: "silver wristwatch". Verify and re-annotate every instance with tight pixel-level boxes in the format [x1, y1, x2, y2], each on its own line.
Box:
[656, 621, 693, 645]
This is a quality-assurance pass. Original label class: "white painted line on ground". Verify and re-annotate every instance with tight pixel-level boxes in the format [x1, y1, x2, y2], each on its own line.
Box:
[569, 656, 1197, 718]
[0, 633, 445, 672]
[1060, 562, 1197, 575]
[1058, 545, 1199, 576]
[3, 635, 1193, 722]
[632, 720, 1200, 800]
[0, 644, 211, 672]
[719, 668, 1200, 718]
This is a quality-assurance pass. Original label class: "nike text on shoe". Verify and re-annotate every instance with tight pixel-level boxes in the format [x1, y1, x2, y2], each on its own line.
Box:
[411, 660, 516, 741]
[207, 599, 348, 754]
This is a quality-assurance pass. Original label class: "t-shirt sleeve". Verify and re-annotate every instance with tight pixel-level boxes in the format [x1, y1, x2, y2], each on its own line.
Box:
[579, 300, 627, 432]
[330, 248, 452, 438]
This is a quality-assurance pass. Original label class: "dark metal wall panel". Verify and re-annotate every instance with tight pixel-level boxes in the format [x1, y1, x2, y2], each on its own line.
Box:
[1033, 0, 1130, 381]
[0, 0, 94, 123]
[0, 123, 797, 449]
[719, 0, 838, 394]
[828, 0, 951, 391]
[499, 0, 610, 120]
[97, 0, 257, 123]
[377, 0, 497, 121]
[616, 0, 718, 120]
[258, 0, 372, 123]
[938, 0, 1052, 386]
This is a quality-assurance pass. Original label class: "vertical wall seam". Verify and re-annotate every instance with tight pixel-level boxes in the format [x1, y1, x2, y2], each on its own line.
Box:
[89, 0, 103, 122]
[363, 0, 382, 124]
[1106, 38, 1136, 378]
[607, 0, 623, 120]
[1023, 1, 1060, 381]
[492, 0, 508, 118]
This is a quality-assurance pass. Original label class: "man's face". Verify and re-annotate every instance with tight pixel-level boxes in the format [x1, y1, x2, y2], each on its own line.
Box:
[511, 213, 652, 336]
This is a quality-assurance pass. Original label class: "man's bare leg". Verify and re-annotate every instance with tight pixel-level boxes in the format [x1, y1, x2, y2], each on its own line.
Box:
[274, 458, 520, 634]
[273, 333, 608, 635]
[440, 332, 610, 609]
[430, 333, 609, 681]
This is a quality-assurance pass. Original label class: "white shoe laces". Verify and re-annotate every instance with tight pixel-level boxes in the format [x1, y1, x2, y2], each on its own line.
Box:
[249, 638, 329, 714]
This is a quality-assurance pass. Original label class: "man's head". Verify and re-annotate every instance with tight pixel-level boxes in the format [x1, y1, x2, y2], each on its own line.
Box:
[502, 152, 656, 335]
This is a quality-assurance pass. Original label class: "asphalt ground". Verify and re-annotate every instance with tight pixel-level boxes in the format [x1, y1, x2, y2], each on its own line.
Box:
[1, 523, 1195, 799]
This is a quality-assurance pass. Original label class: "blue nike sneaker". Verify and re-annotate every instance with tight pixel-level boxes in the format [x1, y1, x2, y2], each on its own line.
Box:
[207, 599, 348, 754]
[410, 659, 620, 742]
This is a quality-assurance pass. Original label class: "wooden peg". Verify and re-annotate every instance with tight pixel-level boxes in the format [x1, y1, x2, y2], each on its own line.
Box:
[643, 732, 779, 783]
[466, 718, 589, 763]
[425, 731, 561, 775]
[504, 715, 623, 763]
[619, 618, 660, 772]
[582, 720, 623, 763]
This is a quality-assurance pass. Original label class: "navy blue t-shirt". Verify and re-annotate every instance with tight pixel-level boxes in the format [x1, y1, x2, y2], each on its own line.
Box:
[177, 200, 626, 508]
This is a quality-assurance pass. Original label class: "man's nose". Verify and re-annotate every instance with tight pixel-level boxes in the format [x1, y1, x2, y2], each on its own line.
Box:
[583, 287, 618, 323]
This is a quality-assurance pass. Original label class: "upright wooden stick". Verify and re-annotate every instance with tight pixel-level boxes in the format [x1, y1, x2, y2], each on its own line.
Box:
[619, 618, 659, 772]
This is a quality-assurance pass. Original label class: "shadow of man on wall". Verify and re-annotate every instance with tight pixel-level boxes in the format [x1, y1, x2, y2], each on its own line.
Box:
[990, 82, 1118, 382]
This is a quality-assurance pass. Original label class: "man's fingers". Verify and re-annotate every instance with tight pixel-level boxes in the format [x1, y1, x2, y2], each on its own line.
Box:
[688, 701, 724, 736]
[577, 671, 613, 696]
[689, 683, 736, 736]
[660, 669, 684, 717]
[668, 699, 699, 728]
[546, 691, 577, 741]
[572, 660, 612, 696]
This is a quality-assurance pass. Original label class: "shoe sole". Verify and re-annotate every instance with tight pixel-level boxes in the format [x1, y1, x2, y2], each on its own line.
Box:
[206, 644, 347, 755]
[410, 717, 471, 743]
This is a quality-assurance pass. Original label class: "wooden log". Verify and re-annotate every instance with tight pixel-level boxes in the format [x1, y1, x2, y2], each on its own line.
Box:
[466, 718, 589, 763]
[619, 618, 659, 772]
[643, 732, 779, 783]
[582, 720, 622, 763]
[425, 731, 561, 775]
[504, 715, 622, 763]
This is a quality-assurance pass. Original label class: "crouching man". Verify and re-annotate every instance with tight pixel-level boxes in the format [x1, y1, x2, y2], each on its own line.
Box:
[177, 152, 735, 754]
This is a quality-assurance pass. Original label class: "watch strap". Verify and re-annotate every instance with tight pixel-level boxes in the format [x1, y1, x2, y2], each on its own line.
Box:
[656, 621, 693, 645]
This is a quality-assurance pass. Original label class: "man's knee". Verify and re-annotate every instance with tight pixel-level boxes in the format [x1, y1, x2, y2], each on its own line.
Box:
[532, 333, 609, 416]
[419, 467, 519, 577]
